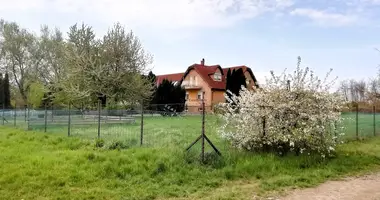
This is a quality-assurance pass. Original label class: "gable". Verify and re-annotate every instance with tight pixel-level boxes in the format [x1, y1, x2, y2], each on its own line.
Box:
[181, 64, 226, 90]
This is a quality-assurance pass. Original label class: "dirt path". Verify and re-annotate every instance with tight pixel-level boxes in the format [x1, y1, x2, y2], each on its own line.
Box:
[277, 173, 380, 200]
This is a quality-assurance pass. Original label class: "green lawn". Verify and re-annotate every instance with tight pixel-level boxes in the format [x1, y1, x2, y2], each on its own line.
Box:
[12, 114, 226, 151]
[1, 126, 380, 200]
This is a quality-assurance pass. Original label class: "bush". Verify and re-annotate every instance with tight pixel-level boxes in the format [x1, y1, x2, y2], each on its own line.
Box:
[107, 139, 138, 150]
[95, 138, 105, 148]
[219, 57, 347, 157]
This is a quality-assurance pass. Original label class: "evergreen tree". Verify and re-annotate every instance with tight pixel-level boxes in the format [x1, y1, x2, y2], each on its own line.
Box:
[225, 69, 233, 101]
[147, 71, 156, 87]
[4, 73, 11, 108]
[225, 68, 246, 99]
[232, 68, 247, 95]
[152, 79, 186, 114]
[0, 73, 3, 108]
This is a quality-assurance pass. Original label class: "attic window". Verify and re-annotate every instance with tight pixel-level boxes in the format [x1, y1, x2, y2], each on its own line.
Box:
[213, 72, 222, 81]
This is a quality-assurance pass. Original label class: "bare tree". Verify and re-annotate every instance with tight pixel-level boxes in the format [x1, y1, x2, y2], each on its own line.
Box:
[356, 80, 366, 101]
[368, 78, 380, 101]
[348, 79, 358, 102]
[338, 80, 350, 101]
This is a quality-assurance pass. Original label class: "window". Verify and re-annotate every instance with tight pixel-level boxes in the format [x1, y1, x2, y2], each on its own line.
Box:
[213, 72, 222, 81]
[197, 91, 203, 100]
[198, 107, 203, 111]
[185, 92, 189, 100]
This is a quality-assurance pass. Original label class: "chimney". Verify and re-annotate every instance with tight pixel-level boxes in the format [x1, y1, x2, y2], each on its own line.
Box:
[201, 58, 205, 65]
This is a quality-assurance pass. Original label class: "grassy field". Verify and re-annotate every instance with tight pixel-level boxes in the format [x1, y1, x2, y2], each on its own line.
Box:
[4, 114, 226, 150]
[1, 126, 380, 199]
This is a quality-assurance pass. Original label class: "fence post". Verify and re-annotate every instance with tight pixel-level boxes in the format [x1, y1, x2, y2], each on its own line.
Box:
[97, 100, 101, 139]
[44, 104, 47, 133]
[27, 104, 30, 130]
[140, 100, 144, 146]
[334, 121, 338, 142]
[201, 92, 205, 163]
[356, 103, 359, 140]
[13, 103, 16, 127]
[24, 105, 27, 122]
[51, 105, 54, 122]
[262, 116, 266, 137]
[68, 103, 71, 137]
[106, 102, 108, 124]
[374, 105, 376, 137]
[2, 103, 4, 125]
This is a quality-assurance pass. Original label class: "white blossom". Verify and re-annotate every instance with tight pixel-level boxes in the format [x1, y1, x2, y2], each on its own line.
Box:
[218, 58, 347, 156]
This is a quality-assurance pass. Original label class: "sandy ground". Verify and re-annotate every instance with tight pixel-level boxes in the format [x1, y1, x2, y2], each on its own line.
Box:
[276, 173, 380, 200]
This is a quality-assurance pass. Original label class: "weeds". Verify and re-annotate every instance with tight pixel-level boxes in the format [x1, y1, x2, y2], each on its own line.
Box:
[0, 127, 380, 200]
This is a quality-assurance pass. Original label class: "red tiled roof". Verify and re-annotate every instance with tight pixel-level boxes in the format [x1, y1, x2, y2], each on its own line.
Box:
[183, 64, 226, 90]
[156, 72, 184, 85]
[156, 63, 258, 90]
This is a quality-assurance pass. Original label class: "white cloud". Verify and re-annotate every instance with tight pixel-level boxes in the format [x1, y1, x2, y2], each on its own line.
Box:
[290, 8, 358, 26]
[359, 0, 380, 5]
[0, 0, 294, 30]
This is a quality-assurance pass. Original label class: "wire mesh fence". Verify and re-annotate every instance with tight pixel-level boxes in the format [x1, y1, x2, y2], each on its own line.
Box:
[1, 101, 380, 152]
[1, 107, 28, 130]
[341, 103, 380, 140]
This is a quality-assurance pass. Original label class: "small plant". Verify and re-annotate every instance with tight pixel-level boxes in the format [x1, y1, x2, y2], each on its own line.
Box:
[86, 152, 96, 161]
[107, 140, 129, 150]
[95, 138, 105, 148]
[152, 162, 167, 176]
[201, 151, 225, 168]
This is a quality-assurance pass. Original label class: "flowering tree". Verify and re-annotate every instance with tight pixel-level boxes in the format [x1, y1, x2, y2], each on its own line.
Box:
[219, 57, 347, 157]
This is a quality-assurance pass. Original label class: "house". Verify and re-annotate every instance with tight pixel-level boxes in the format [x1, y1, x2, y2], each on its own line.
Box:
[156, 59, 259, 112]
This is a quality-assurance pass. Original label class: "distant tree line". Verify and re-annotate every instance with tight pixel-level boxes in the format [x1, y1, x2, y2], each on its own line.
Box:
[0, 19, 153, 110]
[338, 72, 380, 112]
[0, 17, 251, 112]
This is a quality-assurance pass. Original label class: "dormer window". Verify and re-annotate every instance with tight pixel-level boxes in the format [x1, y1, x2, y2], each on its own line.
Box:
[213, 72, 222, 81]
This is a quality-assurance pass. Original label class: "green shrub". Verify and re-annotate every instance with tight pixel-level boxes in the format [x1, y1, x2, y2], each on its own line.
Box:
[202, 151, 225, 168]
[95, 138, 105, 148]
[108, 140, 130, 150]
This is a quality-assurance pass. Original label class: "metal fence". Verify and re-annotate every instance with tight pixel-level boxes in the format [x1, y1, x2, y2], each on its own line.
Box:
[0, 101, 223, 153]
[342, 103, 380, 140]
[1, 101, 380, 151]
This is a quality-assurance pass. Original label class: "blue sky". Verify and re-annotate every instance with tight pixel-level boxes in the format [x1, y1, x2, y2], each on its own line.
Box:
[0, 0, 379, 85]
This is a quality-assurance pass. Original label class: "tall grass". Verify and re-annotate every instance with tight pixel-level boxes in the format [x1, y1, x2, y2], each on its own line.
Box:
[1, 126, 380, 199]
